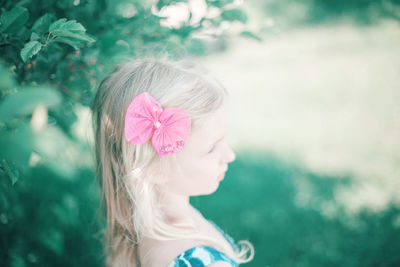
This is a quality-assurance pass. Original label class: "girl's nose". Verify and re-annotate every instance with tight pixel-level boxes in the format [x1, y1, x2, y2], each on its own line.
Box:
[223, 141, 236, 164]
[227, 146, 236, 163]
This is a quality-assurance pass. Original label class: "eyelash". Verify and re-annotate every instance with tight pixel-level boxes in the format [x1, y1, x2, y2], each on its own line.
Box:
[208, 137, 225, 154]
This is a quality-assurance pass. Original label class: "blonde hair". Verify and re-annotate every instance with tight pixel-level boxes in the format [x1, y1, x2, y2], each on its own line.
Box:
[91, 56, 254, 266]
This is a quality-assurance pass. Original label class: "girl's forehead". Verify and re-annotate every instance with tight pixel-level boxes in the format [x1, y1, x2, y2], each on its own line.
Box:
[177, 108, 226, 159]
[195, 106, 226, 136]
[183, 106, 227, 152]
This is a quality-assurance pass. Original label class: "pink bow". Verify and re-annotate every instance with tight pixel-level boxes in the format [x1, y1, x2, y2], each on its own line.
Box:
[124, 92, 191, 156]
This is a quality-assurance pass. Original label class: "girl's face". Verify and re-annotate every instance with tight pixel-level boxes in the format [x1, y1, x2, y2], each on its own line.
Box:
[162, 104, 236, 197]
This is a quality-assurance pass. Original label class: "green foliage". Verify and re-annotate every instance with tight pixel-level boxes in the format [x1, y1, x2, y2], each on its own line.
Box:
[0, 65, 16, 90]
[0, 86, 61, 121]
[256, 0, 400, 26]
[49, 18, 95, 48]
[0, 0, 251, 266]
[156, 0, 188, 10]
[0, 6, 29, 33]
[206, 0, 235, 8]
[1, 159, 20, 186]
[18, 16, 95, 61]
[221, 8, 248, 23]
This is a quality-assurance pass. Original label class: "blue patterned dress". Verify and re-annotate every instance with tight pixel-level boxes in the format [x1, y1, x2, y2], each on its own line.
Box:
[166, 216, 239, 267]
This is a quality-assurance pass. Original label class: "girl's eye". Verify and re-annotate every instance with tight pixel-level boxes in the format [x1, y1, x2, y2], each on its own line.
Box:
[207, 137, 224, 154]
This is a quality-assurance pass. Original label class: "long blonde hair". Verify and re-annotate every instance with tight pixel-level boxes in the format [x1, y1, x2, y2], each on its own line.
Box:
[91, 56, 254, 266]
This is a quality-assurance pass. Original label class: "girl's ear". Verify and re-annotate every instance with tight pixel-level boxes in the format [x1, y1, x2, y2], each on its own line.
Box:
[150, 155, 181, 185]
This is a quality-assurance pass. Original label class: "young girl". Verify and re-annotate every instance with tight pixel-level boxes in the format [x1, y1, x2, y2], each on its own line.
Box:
[91, 56, 254, 267]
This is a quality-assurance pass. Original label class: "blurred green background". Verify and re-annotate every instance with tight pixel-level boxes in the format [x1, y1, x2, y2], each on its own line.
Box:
[1, 0, 399, 266]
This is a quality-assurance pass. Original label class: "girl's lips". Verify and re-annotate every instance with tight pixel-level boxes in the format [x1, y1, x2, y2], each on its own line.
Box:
[218, 172, 225, 181]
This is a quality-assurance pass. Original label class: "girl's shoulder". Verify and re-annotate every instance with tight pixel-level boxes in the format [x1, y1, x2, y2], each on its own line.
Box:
[140, 207, 238, 266]
[139, 238, 203, 267]
[140, 238, 237, 267]
[166, 244, 238, 267]
[139, 225, 239, 267]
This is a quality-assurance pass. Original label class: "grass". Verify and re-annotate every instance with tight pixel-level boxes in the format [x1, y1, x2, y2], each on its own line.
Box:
[193, 151, 400, 266]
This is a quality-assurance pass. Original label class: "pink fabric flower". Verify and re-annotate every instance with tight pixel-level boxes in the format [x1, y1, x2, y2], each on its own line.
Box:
[124, 92, 191, 156]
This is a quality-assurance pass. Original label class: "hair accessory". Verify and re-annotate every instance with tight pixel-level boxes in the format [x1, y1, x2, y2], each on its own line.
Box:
[124, 92, 191, 156]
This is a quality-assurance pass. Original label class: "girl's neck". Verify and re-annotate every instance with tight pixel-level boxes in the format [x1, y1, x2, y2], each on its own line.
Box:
[159, 189, 193, 221]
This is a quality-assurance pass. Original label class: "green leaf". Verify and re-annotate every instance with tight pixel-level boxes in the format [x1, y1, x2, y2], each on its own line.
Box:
[0, 86, 62, 122]
[221, 8, 248, 23]
[0, 6, 29, 33]
[0, 159, 20, 186]
[30, 32, 40, 41]
[53, 37, 82, 49]
[240, 30, 263, 42]
[49, 18, 95, 46]
[53, 30, 95, 43]
[49, 18, 85, 33]
[32, 13, 56, 34]
[20, 41, 42, 62]
[49, 18, 67, 31]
